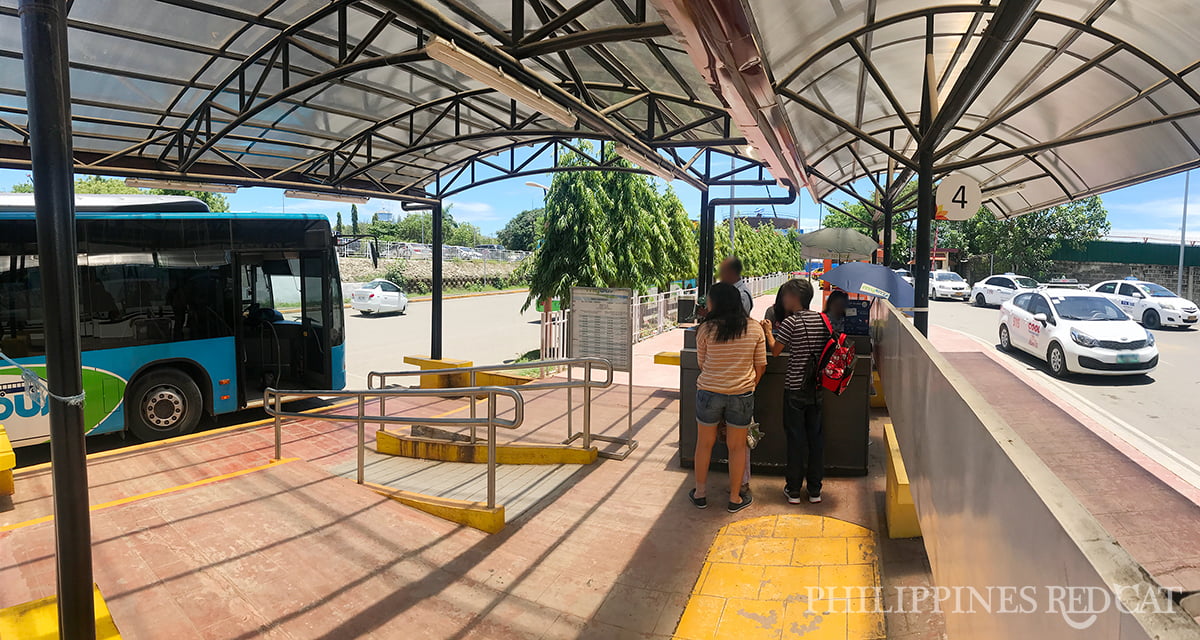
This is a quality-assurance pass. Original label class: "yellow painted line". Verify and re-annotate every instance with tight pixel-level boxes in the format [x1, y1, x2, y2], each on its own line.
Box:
[16, 398, 360, 474]
[1, 458, 298, 533]
[674, 514, 884, 640]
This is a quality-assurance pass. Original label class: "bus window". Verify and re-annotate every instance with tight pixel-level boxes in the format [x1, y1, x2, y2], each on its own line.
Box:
[80, 251, 234, 351]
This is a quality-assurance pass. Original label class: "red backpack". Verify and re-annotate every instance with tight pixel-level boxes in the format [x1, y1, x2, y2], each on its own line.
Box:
[817, 313, 856, 395]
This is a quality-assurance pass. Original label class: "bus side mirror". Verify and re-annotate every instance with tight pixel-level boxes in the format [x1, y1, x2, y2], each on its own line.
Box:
[369, 241, 380, 269]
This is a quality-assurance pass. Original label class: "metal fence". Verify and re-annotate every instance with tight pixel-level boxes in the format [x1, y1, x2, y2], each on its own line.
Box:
[628, 272, 790, 343]
[632, 287, 696, 342]
[337, 239, 530, 263]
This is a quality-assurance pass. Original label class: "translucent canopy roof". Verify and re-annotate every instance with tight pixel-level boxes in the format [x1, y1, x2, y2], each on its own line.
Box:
[0, 0, 761, 200]
[724, 0, 1200, 217]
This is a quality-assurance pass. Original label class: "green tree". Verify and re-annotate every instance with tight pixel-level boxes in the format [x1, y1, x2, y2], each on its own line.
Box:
[11, 175, 230, 211]
[958, 196, 1110, 277]
[335, 211, 344, 233]
[524, 148, 614, 309]
[371, 211, 379, 224]
[659, 187, 697, 281]
[350, 204, 360, 234]
[496, 207, 543, 251]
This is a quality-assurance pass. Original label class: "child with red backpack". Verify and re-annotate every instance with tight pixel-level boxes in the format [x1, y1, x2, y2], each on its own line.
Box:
[762, 279, 855, 504]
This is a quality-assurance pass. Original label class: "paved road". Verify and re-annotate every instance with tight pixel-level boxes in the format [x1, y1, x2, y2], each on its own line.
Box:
[343, 291, 543, 386]
[928, 298, 1200, 467]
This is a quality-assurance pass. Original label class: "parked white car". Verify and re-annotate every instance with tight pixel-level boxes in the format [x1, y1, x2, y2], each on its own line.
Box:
[350, 279, 408, 315]
[999, 289, 1157, 377]
[929, 270, 969, 301]
[893, 269, 914, 286]
[1090, 278, 1199, 329]
[971, 273, 1039, 307]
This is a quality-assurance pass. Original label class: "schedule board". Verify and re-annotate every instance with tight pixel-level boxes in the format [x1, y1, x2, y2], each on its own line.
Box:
[569, 287, 633, 372]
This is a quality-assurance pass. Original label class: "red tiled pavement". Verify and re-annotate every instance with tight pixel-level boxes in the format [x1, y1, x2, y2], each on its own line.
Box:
[1, 376, 943, 638]
[935, 347, 1200, 593]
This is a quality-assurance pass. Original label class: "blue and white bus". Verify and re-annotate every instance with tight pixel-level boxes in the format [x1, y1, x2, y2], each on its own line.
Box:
[0, 194, 346, 447]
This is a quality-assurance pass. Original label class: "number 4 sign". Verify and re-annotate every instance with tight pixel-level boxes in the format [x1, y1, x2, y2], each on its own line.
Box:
[935, 174, 982, 221]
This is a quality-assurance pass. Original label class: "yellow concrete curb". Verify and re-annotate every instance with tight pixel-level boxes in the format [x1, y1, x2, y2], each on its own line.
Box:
[376, 429, 598, 465]
[0, 425, 13, 496]
[654, 351, 682, 366]
[883, 423, 921, 539]
[363, 481, 505, 534]
[675, 514, 884, 640]
[0, 584, 122, 639]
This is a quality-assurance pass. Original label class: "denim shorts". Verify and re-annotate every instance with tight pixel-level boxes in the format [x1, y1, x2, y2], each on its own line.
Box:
[696, 389, 755, 428]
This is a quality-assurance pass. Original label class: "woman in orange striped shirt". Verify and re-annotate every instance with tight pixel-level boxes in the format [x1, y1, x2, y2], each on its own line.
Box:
[690, 282, 766, 513]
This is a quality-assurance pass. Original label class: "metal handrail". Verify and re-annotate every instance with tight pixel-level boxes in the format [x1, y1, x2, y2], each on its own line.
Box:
[263, 386, 524, 508]
[367, 357, 617, 453]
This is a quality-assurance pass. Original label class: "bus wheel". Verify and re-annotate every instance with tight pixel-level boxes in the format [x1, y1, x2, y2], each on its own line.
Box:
[127, 369, 203, 441]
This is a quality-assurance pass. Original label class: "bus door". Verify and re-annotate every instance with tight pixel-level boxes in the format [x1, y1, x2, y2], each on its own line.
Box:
[237, 252, 332, 399]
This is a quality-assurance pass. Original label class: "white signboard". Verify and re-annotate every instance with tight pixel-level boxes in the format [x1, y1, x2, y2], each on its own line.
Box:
[936, 174, 982, 221]
[569, 287, 633, 372]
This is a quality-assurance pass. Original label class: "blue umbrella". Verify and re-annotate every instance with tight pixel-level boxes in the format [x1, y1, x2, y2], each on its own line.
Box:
[819, 262, 914, 310]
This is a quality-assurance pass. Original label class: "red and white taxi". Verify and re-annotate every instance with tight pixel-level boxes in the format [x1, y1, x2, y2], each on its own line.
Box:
[999, 289, 1158, 377]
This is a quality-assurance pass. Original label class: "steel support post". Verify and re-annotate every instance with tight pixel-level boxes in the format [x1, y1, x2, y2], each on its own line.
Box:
[431, 200, 444, 359]
[697, 189, 713, 299]
[882, 198, 894, 267]
[19, 0, 95, 636]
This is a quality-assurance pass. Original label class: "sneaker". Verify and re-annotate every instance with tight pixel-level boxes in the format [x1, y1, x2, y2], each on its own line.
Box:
[808, 492, 822, 504]
[688, 489, 708, 509]
[727, 492, 754, 513]
[740, 483, 752, 500]
[784, 487, 803, 505]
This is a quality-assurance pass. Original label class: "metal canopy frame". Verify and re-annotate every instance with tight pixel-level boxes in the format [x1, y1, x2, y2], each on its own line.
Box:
[756, 1, 1200, 219]
[0, 0, 772, 200]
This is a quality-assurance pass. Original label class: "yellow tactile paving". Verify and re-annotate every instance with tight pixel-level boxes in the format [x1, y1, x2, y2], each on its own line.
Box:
[675, 514, 885, 640]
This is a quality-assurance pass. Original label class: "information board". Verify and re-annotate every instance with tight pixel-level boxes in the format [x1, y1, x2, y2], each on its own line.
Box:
[569, 287, 633, 372]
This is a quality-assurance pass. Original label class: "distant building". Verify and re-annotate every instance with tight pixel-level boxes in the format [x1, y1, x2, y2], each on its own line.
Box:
[736, 215, 798, 231]
[374, 210, 393, 222]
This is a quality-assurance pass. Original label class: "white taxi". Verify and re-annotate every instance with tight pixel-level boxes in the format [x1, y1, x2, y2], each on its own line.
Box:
[350, 279, 408, 315]
[1090, 278, 1198, 329]
[929, 270, 969, 301]
[999, 289, 1157, 377]
[970, 273, 1039, 307]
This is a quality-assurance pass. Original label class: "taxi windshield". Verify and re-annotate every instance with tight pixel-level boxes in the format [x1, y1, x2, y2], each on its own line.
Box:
[1141, 282, 1177, 298]
[1053, 296, 1127, 321]
[1014, 276, 1039, 288]
[935, 272, 964, 282]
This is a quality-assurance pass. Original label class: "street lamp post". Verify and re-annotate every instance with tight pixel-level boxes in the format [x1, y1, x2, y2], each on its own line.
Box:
[1179, 170, 1190, 297]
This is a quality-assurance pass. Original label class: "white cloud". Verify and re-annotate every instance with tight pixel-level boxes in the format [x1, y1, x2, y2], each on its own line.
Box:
[445, 200, 498, 222]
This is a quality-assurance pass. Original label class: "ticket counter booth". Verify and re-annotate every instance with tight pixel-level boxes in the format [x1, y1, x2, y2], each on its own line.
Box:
[677, 302, 872, 476]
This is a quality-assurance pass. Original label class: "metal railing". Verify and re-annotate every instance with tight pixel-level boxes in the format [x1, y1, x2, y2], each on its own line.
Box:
[337, 239, 530, 262]
[264, 386, 523, 508]
[367, 357, 636, 460]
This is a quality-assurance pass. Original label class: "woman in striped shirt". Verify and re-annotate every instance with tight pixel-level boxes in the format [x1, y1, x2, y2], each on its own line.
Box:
[690, 282, 766, 514]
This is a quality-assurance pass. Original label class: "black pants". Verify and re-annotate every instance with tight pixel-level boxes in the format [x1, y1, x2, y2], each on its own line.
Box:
[783, 388, 824, 495]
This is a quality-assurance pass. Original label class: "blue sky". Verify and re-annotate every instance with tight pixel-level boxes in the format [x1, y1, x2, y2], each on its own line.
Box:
[1, 167, 1196, 245]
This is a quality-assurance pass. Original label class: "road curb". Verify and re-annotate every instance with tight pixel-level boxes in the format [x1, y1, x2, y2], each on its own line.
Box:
[342, 288, 529, 309]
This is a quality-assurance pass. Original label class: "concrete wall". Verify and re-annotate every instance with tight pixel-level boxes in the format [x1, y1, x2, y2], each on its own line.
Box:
[870, 302, 1197, 639]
